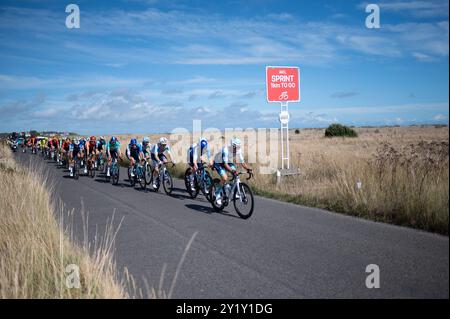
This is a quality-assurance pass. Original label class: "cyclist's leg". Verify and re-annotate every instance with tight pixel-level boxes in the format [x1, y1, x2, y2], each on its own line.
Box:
[129, 157, 136, 176]
[151, 155, 160, 187]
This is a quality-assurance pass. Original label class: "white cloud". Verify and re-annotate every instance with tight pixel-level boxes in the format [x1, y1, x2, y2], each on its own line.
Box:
[434, 114, 448, 121]
[377, 0, 449, 18]
[2, 6, 448, 67]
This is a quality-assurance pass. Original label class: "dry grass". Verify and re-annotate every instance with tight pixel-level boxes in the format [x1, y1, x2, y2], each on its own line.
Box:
[0, 142, 135, 298]
[115, 125, 448, 234]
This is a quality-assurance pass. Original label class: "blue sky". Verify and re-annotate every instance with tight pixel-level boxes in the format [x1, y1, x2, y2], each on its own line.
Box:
[0, 0, 448, 134]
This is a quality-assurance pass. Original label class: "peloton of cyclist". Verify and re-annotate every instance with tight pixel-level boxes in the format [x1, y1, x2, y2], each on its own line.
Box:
[151, 137, 175, 189]
[187, 137, 211, 191]
[212, 137, 252, 206]
[126, 138, 144, 178]
[106, 136, 122, 177]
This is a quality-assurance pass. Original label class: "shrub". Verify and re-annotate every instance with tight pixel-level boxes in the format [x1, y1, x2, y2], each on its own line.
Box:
[294, 129, 300, 134]
[325, 123, 358, 138]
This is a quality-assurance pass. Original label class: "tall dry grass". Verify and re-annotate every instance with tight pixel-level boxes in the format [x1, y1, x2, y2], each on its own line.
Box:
[0, 142, 135, 298]
[252, 126, 449, 234]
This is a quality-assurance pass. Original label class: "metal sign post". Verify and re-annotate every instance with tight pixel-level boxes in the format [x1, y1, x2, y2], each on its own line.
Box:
[266, 66, 299, 179]
[279, 102, 290, 169]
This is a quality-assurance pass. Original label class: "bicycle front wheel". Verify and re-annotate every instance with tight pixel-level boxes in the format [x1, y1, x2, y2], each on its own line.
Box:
[201, 171, 213, 202]
[144, 163, 152, 185]
[163, 171, 173, 195]
[233, 182, 254, 219]
[138, 166, 146, 190]
[112, 165, 120, 185]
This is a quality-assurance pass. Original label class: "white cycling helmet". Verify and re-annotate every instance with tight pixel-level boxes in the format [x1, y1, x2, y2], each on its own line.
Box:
[73, 139, 80, 145]
[142, 136, 150, 144]
[159, 137, 168, 145]
[231, 137, 241, 147]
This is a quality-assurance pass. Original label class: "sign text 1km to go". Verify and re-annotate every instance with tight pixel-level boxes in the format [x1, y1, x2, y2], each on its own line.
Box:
[266, 66, 300, 103]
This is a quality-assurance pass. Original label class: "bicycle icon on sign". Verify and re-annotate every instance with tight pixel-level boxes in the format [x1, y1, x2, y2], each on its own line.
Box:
[279, 91, 288, 100]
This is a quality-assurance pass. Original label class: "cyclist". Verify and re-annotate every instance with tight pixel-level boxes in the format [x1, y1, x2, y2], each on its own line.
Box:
[30, 135, 37, 153]
[96, 136, 107, 169]
[86, 136, 98, 171]
[61, 137, 71, 165]
[151, 137, 175, 189]
[68, 138, 84, 177]
[47, 135, 59, 160]
[212, 137, 252, 206]
[142, 137, 151, 161]
[79, 137, 88, 174]
[187, 137, 211, 192]
[39, 137, 47, 154]
[126, 138, 144, 178]
[106, 136, 122, 177]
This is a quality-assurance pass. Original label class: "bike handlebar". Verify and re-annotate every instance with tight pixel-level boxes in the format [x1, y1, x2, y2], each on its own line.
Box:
[234, 170, 253, 180]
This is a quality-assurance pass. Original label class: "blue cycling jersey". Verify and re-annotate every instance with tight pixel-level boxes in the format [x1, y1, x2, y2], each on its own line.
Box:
[188, 142, 211, 163]
[127, 143, 143, 159]
[69, 143, 84, 152]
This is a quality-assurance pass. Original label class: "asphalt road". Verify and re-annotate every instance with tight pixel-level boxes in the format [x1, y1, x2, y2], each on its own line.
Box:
[15, 151, 449, 298]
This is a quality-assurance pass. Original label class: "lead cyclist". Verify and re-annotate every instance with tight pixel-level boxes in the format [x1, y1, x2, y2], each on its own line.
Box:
[212, 137, 252, 206]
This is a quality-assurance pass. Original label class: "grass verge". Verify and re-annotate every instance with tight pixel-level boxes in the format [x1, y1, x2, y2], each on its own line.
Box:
[0, 142, 134, 298]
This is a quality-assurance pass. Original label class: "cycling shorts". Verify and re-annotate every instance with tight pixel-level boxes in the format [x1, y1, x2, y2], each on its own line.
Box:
[109, 149, 119, 160]
[151, 153, 167, 167]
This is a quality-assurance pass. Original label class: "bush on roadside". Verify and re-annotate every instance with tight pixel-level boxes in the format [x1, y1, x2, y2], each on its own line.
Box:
[325, 123, 358, 138]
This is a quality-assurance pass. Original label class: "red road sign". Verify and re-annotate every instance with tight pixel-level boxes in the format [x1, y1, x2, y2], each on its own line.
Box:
[266, 66, 300, 103]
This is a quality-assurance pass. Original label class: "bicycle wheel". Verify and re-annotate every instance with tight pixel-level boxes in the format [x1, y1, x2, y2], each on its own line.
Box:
[138, 166, 146, 190]
[144, 163, 152, 185]
[74, 162, 79, 180]
[201, 171, 213, 202]
[112, 164, 120, 185]
[128, 167, 135, 187]
[184, 168, 198, 199]
[162, 171, 173, 195]
[90, 163, 96, 178]
[233, 182, 254, 219]
[184, 168, 192, 191]
[209, 179, 225, 212]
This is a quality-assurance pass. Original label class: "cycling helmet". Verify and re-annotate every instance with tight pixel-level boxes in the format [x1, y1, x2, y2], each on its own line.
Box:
[90, 136, 96, 142]
[159, 137, 168, 145]
[231, 137, 241, 148]
[130, 138, 137, 145]
[73, 139, 80, 145]
[110, 136, 117, 143]
[99, 136, 105, 141]
[199, 137, 208, 149]
[142, 136, 150, 144]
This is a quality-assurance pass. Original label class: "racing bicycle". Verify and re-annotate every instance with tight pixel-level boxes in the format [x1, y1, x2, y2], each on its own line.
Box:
[128, 160, 146, 189]
[151, 161, 174, 194]
[184, 163, 213, 201]
[106, 157, 121, 185]
[209, 170, 254, 219]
